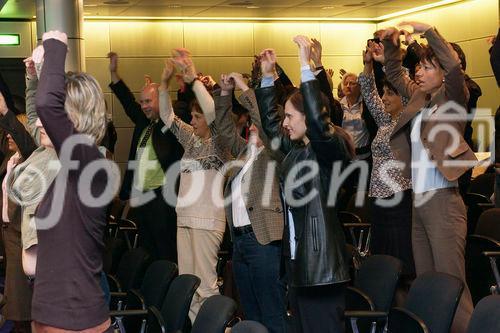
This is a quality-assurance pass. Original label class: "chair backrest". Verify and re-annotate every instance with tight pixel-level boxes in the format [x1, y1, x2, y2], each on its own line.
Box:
[465, 235, 500, 305]
[140, 260, 178, 308]
[468, 173, 495, 198]
[103, 237, 127, 274]
[466, 295, 500, 333]
[190, 295, 237, 333]
[346, 191, 371, 224]
[162, 274, 201, 333]
[232, 320, 269, 333]
[475, 208, 500, 241]
[405, 272, 464, 333]
[355, 255, 402, 311]
[115, 247, 151, 292]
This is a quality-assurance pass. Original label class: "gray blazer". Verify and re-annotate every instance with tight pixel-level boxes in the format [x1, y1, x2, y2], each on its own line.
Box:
[383, 28, 477, 182]
[214, 88, 284, 245]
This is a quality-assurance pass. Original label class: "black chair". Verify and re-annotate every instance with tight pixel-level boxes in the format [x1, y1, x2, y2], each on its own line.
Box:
[466, 295, 500, 333]
[116, 260, 178, 333]
[465, 192, 492, 235]
[103, 237, 127, 275]
[469, 172, 495, 198]
[232, 320, 269, 333]
[111, 274, 201, 333]
[190, 295, 237, 333]
[107, 247, 151, 294]
[388, 272, 464, 333]
[475, 208, 500, 241]
[345, 255, 402, 333]
[346, 191, 371, 224]
[115, 218, 139, 249]
[340, 211, 371, 259]
[465, 234, 500, 304]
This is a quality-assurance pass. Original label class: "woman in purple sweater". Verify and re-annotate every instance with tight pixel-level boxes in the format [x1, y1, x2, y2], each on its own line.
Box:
[31, 30, 117, 332]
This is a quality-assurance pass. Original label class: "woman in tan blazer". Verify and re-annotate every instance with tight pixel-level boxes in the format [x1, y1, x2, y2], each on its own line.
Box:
[379, 22, 477, 333]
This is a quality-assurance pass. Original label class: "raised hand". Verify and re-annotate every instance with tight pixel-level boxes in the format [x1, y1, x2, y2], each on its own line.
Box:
[172, 48, 197, 84]
[219, 74, 235, 92]
[326, 68, 334, 78]
[259, 49, 277, 78]
[339, 68, 346, 80]
[400, 29, 415, 46]
[42, 30, 68, 45]
[311, 38, 323, 68]
[363, 46, 373, 64]
[200, 75, 216, 90]
[160, 59, 175, 90]
[368, 41, 385, 64]
[0, 92, 8, 115]
[228, 72, 249, 91]
[398, 21, 432, 34]
[107, 52, 119, 73]
[293, 35, 312, 67]
[375, 27, 400, 46]
[23, 57, 37, 77]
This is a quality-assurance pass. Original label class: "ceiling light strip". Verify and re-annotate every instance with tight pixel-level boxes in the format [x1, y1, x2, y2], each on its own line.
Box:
[83, 16, 374, 22]
[375, 0, 463, 21]
[80, 0, 464, 22]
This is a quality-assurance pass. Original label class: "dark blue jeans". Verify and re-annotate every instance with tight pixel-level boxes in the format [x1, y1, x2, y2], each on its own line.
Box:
[232, 231, 286, 333]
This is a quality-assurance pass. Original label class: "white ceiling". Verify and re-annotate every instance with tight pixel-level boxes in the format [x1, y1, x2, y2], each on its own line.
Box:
[0, 0, 461, 20]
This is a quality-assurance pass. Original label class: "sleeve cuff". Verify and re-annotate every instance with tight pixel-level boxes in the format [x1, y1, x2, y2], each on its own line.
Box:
[301, 67, 316, 83]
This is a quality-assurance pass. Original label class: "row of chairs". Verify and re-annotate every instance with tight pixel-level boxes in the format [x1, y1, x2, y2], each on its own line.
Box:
[106, 256, 270, 333]
[346, 255, 500, 333]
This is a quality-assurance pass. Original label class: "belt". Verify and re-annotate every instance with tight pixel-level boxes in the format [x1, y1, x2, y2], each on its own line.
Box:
[233, 225, 253, 236]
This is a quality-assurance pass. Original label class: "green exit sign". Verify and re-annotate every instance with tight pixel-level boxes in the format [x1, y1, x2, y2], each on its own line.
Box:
[0, 34, 20, 46]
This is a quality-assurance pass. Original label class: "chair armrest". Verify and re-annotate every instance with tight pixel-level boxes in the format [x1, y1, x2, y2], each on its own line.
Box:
[346, 286, 375, 311]
[477, 203, 495, 210]
[127, 289, 146, 310]
[343, 223, 371, 229]
[345, 310, 388, 319]
[110, 309, 148, 318]
[147, 306, 167, 333]
[107, 274, 122, 292]
[110, 291, 127, 298]
[388, 307, 429, 333]
[483, 251, 500, 258]
[339, 211, 363, 224]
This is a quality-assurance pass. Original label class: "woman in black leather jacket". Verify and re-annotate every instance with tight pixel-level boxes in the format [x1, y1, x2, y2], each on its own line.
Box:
[255, 36, 353, 333]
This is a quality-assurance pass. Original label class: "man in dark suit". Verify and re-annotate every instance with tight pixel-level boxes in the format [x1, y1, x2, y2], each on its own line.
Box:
[108, 52, 183, 262]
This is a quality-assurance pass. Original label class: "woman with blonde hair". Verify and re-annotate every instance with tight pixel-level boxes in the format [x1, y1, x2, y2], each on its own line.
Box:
[31, 30, 118, 333]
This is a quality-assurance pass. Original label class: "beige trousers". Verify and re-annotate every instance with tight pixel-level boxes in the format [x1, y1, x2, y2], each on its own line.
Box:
[412, 187, 473, 333]
[177, 227, 224, 323]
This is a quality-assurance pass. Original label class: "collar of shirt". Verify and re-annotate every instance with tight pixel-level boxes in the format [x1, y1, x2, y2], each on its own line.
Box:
[340, 95, 362, 112]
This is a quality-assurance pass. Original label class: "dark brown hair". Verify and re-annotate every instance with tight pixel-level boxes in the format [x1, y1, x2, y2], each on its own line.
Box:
[286, 90, 355, 159]
[189, 99, 203, 115]
[419, 45, 444, 70]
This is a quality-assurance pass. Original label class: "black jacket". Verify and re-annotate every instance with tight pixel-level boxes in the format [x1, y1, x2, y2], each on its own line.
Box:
[256, 79, 350, 287]
[109, 80, 183, 201]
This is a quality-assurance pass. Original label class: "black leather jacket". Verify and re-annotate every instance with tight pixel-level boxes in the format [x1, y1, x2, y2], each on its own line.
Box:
[256, 79, 350, 287]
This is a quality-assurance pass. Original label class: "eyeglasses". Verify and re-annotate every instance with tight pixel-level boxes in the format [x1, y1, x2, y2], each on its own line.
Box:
[344, 81, 358, 87]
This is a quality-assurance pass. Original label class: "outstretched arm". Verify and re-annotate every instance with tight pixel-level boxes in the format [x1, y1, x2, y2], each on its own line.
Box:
[213, 74, 246, 157]
[159, 59, 195, 148]
[24, 56, 41, 145]
[107, 51, 148, 126]
[0, 92, 37, 160]
[379, 27, 419, 99]
[172, 49, 216, 126]
[255, 48, 293, 155]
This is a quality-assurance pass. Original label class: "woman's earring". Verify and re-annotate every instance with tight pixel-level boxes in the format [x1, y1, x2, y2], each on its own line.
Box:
[442, 78, 445, 83]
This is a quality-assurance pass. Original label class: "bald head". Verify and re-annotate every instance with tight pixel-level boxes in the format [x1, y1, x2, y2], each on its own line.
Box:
[140, 83, 160, 121]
